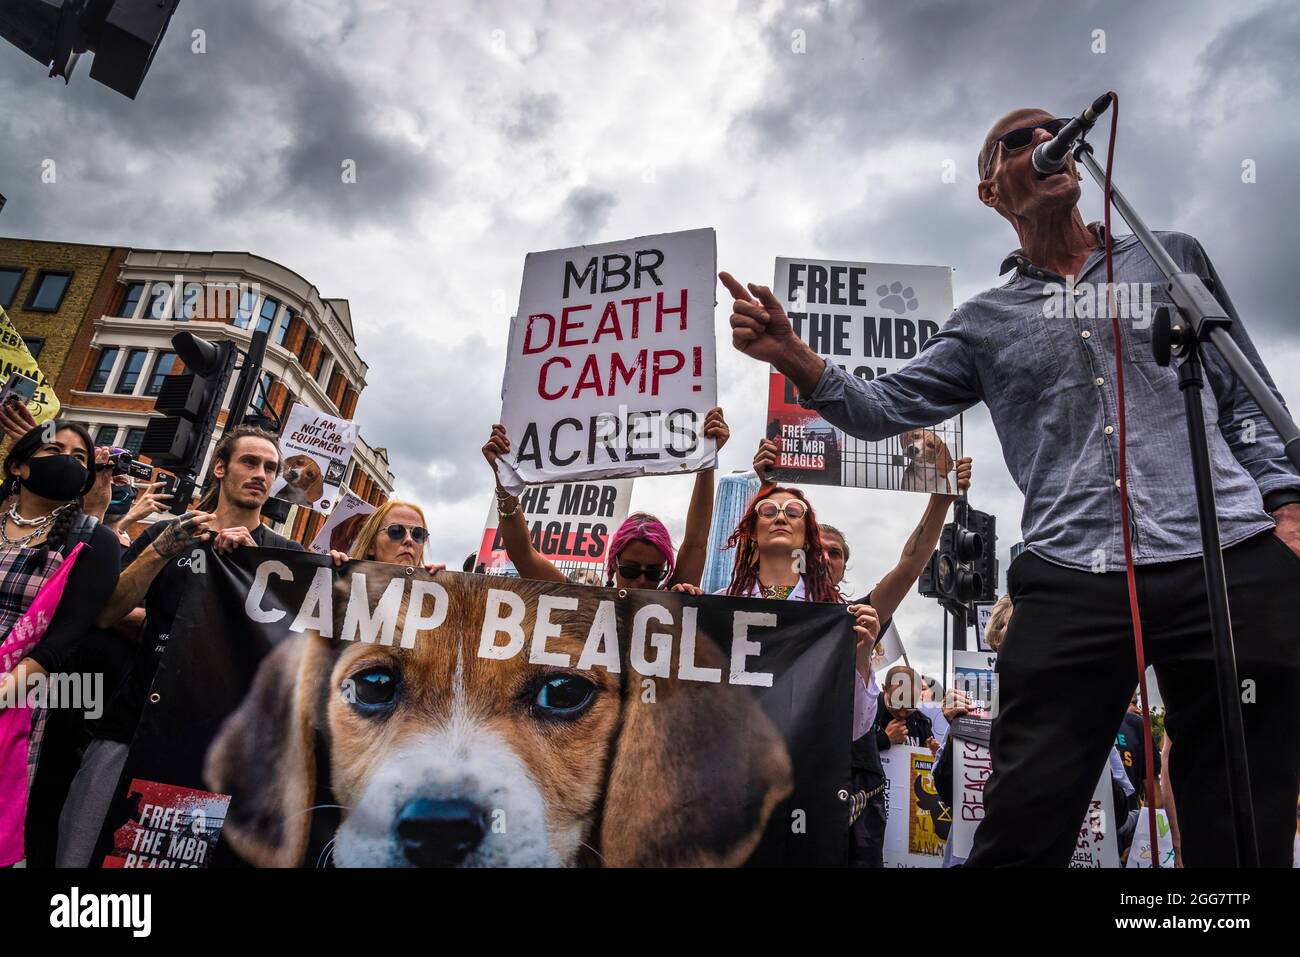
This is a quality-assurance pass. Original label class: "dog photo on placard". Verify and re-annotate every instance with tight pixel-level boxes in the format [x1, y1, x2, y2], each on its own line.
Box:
[897, 427, 956, 494]
[274, 453, 327, 506]
[201, 567, 802, 868]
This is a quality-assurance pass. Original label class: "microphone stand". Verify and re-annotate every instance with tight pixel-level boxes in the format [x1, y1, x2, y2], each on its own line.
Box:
[1074, 138, 1300, 867]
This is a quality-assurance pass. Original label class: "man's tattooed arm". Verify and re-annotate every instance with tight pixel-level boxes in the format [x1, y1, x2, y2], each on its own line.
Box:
[95, 512, 214, 629]
[151, 511, 214, 559]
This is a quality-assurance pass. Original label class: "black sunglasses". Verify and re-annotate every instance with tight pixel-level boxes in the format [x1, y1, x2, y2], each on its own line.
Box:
[617, 561, 668, 582]
[383, 523, 428, 544]
[984, 117, 1070, 177]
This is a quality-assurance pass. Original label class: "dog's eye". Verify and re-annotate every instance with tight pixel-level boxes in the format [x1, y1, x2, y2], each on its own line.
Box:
[533, 675, 596, 719]
[347, 667, 398, 711]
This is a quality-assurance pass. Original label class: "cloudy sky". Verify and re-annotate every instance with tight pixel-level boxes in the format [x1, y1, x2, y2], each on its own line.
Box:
[2, 0, 1297, 679]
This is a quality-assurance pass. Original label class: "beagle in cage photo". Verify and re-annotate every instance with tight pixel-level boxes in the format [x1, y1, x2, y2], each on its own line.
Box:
[203, 569, 794, 867]
[277, 454, 326, 505]
[898, 427, 955, 494]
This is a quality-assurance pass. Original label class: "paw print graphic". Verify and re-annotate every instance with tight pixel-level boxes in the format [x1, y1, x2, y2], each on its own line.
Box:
[877, 281, 918, 315]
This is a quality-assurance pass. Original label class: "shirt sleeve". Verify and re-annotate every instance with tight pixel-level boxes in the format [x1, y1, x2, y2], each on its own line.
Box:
[797, 311, 982, 441]
[1189, 238, 1300, 500]
[852, 668, 879, 740]
[27, 525, 123, 674]
[1109, 747, 1136, 798]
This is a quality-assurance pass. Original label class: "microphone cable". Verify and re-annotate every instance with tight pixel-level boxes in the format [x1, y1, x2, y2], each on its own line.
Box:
[1100, 91, 1164, 865]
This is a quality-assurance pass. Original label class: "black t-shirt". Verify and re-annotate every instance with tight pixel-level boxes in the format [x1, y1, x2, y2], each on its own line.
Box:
[92, 520, 302, 743]
[24, 521, 122, 674]
[874, 694, 935, 751]
[1115, 711, 1161, 796]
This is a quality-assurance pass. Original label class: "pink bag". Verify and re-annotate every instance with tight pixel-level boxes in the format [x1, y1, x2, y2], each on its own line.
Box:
[0, 542, 85, 867]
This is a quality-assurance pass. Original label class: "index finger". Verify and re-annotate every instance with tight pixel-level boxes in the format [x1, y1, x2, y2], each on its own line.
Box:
[718, 272, 755, 303]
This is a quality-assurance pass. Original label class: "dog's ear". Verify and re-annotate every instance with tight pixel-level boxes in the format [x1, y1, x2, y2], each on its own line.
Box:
[308, 469, 325, 501]
[933, 433, 954, 479]
[599, 598, 794, 866]
[203, 633, 326, 867]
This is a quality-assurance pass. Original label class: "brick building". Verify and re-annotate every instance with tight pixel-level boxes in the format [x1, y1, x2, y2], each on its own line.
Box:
[0, 237, 395, 543]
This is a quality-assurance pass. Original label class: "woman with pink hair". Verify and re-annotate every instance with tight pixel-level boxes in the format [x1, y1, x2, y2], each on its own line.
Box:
[480, 409, 729, 590]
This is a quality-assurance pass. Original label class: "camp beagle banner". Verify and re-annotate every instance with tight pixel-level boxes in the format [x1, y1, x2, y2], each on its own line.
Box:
[495, 228, 719, 493]
[765, 258, 960, 492]
[476, 478, 633, 582]
[268, 402, 360, 515]
[0, 306, 60, 422]
[93, 548, 856, 868]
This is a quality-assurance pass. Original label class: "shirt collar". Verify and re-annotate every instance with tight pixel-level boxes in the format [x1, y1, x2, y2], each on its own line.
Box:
[999, 221, 1108, 278]
[745, 576, 807, 600]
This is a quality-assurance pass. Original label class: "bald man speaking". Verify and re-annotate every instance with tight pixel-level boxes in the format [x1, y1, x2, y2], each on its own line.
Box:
[720, 107, 1300, 867]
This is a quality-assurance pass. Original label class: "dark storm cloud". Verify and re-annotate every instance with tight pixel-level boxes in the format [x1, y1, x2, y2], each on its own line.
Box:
[0, 0, 438, 240]
[504, 91, 560, 142]
[562, 185, 618, 240]
[735, 0, 1300, 341]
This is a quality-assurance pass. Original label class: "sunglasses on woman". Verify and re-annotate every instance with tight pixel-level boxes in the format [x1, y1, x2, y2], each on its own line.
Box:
[756, 500, 807, 521]
[983, 117, 1070, 178]
[383, 523, 429, 544]
[617, 562, 668, 582]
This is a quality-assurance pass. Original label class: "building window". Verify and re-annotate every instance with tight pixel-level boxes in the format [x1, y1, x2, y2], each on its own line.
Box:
[118, 282, 145, 318]
[256, 296, 279, 335]
[93, 424, 120, 447]
[86, 348, 121, 393]
[0, 267, 24, 308]
[23, 270, 73, 312]
[123, 427, 146, 457]
[145, 350, 178, 397]
[234, 289, 257, 329]
[114, 348, 148, 395]
[274, 307, 293, 346]
[314, 353, 331, 387]
[22, 336, 44, 359]
[252, 371, 274, 413]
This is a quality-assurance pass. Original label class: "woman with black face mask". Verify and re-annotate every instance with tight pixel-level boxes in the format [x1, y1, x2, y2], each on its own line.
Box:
[0, 420, 122, 868]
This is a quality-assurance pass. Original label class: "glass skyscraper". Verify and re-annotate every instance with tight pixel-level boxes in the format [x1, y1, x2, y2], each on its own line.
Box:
[701, 470, 762, 594]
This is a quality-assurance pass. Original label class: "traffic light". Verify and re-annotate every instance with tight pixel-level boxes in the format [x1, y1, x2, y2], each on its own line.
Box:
[0, 0, 180, 99]
[141, 331, 235, 511]
[918, 502, 998, 610]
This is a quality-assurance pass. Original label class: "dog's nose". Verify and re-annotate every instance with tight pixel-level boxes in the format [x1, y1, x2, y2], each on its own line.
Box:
[395, 798, 486, 867]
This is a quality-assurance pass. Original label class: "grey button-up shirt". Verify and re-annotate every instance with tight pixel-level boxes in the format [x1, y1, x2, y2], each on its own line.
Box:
[799, 227, 1300, 571]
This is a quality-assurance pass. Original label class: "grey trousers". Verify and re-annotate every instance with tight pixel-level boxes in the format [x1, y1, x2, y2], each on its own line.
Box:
[55, 738, 129, 868]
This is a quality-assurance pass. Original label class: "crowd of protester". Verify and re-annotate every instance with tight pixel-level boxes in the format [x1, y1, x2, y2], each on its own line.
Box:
[0, 386, 1225, 870]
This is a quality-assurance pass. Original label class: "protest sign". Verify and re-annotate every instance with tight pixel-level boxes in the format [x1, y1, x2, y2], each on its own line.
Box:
[477, 478, 633, 581]
[497, 228, 718, 491]
[952, 737, 993, 860]
[94, 549, 854, 867]
[950, 648, 998, 718]
[974, 601, 995, 652]
[1071, 769, 1120, 868]
[0, 306, 60, 422]
[268, 402, 359, 514]
[307, 491, 376, 555]
[881, 745, 947, 867]
[765, 259, 958, 491]
[870, 620, 907, 673]
[1125, 809, 1175, 869]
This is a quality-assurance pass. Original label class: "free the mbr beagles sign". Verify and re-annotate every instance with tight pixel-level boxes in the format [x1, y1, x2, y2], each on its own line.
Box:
[95, 548, 853, 868]
[496, 228, 719, 490]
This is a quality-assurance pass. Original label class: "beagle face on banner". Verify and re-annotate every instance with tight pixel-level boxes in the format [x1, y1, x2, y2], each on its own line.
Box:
[278, 454, 326, 505]
[898, 427, 955, 493]
[204, 568, 793, 868]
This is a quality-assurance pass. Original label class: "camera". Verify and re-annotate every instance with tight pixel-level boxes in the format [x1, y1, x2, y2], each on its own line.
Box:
[105, 450, 153, 481]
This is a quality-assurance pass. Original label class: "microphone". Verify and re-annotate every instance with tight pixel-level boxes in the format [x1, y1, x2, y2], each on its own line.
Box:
[1032, 93, 1113, 174]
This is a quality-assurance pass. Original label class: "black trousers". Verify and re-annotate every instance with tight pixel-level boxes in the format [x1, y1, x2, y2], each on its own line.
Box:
[967, 530, 1300, 867]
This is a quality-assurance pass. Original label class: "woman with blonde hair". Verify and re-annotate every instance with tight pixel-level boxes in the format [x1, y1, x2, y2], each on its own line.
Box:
[329, 499, 445, 574]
